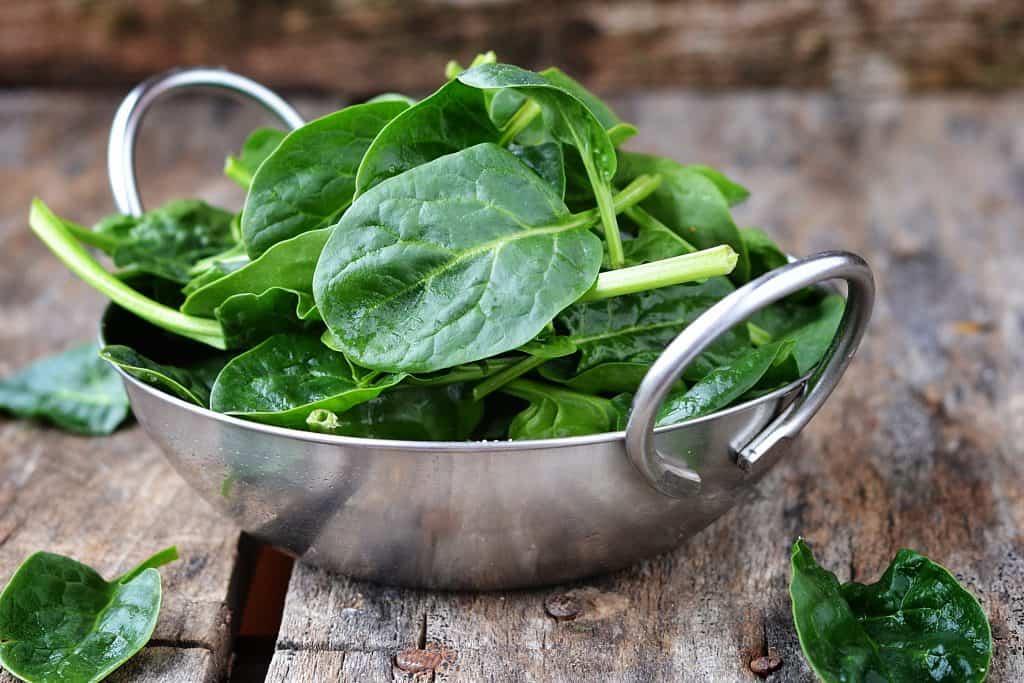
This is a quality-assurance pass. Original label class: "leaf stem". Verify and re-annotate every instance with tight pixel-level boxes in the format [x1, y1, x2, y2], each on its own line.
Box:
[498, 98, 543, 146]
[29, 199, 226, 349]
[472, 354, 546, 401]
[118, 546, 179, 584]
[578, 245, 738, 302]
[561, 174, 663, 231]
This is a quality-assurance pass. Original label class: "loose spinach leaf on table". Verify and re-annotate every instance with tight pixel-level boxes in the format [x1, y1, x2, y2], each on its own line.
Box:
[224, 127, 287, 190]
[503, 378, 624, 440]
[210, 333, 405, 428]
[313, 143, 604, 373]
[0, 344, 129, 435]
[100, 345, 226, 408]
[242, 100, 410, 257]
[0, 546, 178, 683]
[306, 383, 483, 441]
[790, 539, 991, 683]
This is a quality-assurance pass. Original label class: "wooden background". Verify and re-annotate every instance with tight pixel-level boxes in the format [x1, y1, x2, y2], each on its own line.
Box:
[1, 0, 1023, 96]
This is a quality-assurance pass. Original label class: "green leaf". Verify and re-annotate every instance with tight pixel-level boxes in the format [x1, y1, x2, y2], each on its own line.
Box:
[313, 143, 603, 373]
[209, 333, 405, 427]
[106, 201, 237, 284]
[742, 227, 789, 278]
[791, 539, 992, 683]
[306, 383, 483, 440]
[687, 165, 750, 206]
[224, 128, 287, 190]
[539, 67, 621, 129]
[214, 287, 321, 349]
[508, 142, 565, 196]
[242, 100, 409, 257]
[181, 228, 330, 318]
[615, 152, 750, 282]
[0, 344, 129, 435]
[621, 206, 697, 266]
[657, 339, 793, 426]
[503, 378, 624, 439]
[0, 547, 178, 683]
[753, 293, 845, 375]
[100, 345, 226, 407]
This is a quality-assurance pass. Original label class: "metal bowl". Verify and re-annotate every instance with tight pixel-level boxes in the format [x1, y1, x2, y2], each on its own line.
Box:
[99, 69, 875, 589]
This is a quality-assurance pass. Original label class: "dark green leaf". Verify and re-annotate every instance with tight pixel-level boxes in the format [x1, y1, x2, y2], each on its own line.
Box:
[791, 539, 992, 683]
[657, 339, 793, 426]
[621, 206, 697, 266]
[306, 383, 483, 440]
[209, 333, 405, 427]
[313, 143, 603, 373]
[753, 293, 845, 375]
[687, 165, 750, 206]
[508, 142, 565, 196]
[242, 100, 409, 257]
[503, 378, 624, 439]
[224, 128, 287, 190]
[539, 67, 621, 129]
[0, 547, 177, 683]
[100, 345, 226, 407]
[214, 287, 321, 349]
[742, 227, 788, 278]
[0, 344, 129, 435]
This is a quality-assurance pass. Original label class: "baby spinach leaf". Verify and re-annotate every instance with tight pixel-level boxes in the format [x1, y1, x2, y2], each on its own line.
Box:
[471, 334, 578, 400]
[181, 228, 330, 318]
[306, 383, 483, 440]
[503, 378, 624, 439]
[101, 201, 236, 284]
[539, 67, 621, 129]
[100, 345, 226, 407]
[0, 344, 129, 435]
[657, 339, 793, 426]
[790, 539, 991, 683]
[0, 546, 178, 683]
[214, 287, 321, 349]
[753, 294, 845, 375]
[210, 333, 405, 428]
[621, 206, 697, 266]
[616, 152, 750, 282]
[242, 100, 410, 257]
[742, 227, 788, 278]
[313, 143, 603, 373]
[508, 142, 565, 196]
[687, 165, 750, 206]
[225, 128, 287, 190]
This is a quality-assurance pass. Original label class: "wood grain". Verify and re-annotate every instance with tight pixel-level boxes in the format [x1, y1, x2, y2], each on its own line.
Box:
[268, 92, 1024, 681]
[0, 0, 1021, 95]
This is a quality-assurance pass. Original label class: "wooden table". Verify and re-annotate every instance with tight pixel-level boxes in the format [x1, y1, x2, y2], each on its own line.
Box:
[1, 88, 1022, 682]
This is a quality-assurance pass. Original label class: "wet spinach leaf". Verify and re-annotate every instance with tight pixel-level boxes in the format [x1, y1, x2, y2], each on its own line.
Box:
[225, 128, 286, 190]
[509, 141, 565, 196]
[313, 143, 603, 373]
[0, 546, 178, 683]
[753, 293, 845, 375]
[790, 539, 991, 683]
[242, 100, 409, 257]
[742, 227, 789, 278]
[621, 206, 696, 266]
[214, 287, 321, 349]
[210, 333, 405, 428]
[0, 344, 129, 435]
[503, 378, 624, 439]
[306, 383, 483, 441]
[100, 345, 226, 407]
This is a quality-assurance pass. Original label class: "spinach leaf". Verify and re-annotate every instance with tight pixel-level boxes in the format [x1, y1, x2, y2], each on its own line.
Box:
[306, 383, 483, 440]
[225, 128, 286, 190]
[100, 201, 236, 284]
[209, 333, 405, 428]
[0, 546, 178, 683]
[242, 100, 409, 257]
[688, 165, 750, 206]
[313, 143, 603, 373]
[509, 142, 565, 196]
[0, 344, 129, 435]
[657, 339, 793, 426]
[790, 539, 991, 683]
[503, 378, 624, 440]
[214, 287, 321, 349]
[742, 227, 788, 278]
[753, 293, 845, 375]
[615, 152, 750, 282]
[181, 228, 330, 318]
[539, 67, 621, 129]
[100, 345, 226, 407]
[621, 206, 697, 265]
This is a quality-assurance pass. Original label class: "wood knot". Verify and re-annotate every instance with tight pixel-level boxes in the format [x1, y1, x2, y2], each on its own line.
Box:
[544, 587, 628, 622]
[749, 654, 783, 677]
[394, 646, 454, 675]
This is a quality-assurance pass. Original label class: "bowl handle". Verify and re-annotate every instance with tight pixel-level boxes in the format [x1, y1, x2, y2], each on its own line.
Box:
[108, 67, 306, 217]
[624, 251, 874, 498]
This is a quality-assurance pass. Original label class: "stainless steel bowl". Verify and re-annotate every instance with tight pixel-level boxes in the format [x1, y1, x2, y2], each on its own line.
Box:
[100, 69, 875, 589]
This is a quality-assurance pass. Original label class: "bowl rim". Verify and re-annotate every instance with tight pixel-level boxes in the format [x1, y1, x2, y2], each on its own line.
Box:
[108, 355, 808, 453]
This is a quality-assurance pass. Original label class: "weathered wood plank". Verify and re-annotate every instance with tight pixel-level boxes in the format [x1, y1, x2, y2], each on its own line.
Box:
[0, 1, 1021, 94]
[268, 91, 1024, 681]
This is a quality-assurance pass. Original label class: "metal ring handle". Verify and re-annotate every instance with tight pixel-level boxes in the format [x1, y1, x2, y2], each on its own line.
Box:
[108, 67, 305, 216]
[625, 251, 874, 498]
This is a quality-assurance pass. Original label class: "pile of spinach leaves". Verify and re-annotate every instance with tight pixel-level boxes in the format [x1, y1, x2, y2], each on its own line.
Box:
[18, 54, 845, 441]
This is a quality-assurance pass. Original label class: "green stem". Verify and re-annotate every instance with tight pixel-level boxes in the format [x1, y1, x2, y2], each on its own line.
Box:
[584, 159, 625, 270]
[747, 322, 773, 346]
[118, 546, 179, 584]
[472, 354, 546, 401]
[29, 199, 226, 349]
[623, 205, 697, 253]
[498, 98, 543, 146]
[561, 174, 662, 231]
[223, 156, 253, 190]
[578, 245, 738, 303]
[407, 357, 520, 387]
